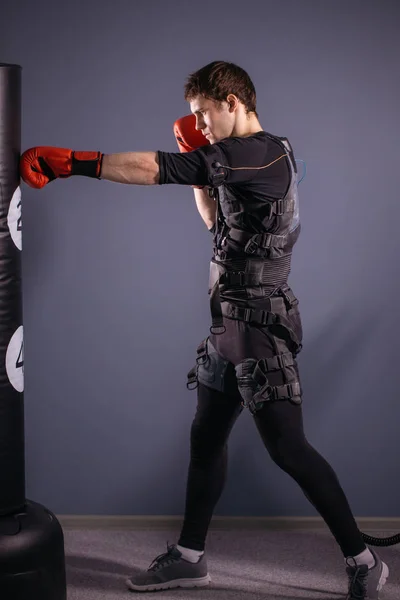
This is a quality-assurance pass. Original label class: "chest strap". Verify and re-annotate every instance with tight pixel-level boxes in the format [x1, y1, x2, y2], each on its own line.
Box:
[228, 228, 289, 257]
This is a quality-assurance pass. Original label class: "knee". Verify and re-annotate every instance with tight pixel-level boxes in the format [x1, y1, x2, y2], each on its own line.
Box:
[268, 437, 310, 474]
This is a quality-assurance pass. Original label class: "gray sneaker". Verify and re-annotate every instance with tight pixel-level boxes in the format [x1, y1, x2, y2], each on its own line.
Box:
[346, 548, 389, 599]
[126, 542, 211, 592]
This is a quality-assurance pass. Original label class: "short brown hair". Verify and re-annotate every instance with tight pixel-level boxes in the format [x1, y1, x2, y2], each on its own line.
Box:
[184, 61, 258, 118]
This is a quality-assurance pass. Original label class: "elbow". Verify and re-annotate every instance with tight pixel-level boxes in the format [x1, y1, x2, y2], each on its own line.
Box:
[152, 166, 160, 185]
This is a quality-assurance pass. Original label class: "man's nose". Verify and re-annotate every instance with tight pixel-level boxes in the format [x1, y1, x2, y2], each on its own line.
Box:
[195, 118, 204, 131]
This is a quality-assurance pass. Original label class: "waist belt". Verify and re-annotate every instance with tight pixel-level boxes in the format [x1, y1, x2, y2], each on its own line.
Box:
[209, 282, 299, 335]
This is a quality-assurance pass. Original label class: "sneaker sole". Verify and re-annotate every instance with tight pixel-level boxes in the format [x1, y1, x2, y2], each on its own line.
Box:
[377, 562, 389, 593]
[126, 574, 211, 592]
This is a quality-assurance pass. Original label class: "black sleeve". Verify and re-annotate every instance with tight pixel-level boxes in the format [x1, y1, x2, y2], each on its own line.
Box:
[157, 134, 270, 187]
[157, 150, 210, 186]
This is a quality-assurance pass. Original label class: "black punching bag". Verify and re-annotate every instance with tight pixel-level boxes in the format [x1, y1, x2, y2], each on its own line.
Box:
[0, 64, 67, 599]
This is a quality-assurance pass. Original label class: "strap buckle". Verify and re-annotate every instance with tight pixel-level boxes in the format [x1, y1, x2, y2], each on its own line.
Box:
[275, 199, 285, 216]
[216, 249, 228, 260]
[228, 271, 245, 286]
[195, 339, 209, 365]
[286, 383, 302, 404]
[244, 238, 258, 254]
[261, 233, 273, 248]
[278, 285, 299, 309]
[243, 308, 253, 322]
[247, 387, 273, 414]
[186, 367, 198, 390]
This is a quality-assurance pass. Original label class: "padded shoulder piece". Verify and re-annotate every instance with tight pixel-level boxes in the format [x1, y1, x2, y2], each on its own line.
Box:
[275, 135, 297, 174]
[196, 144, 228, 187]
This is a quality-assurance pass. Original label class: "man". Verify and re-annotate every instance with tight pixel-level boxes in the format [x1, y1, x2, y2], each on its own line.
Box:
[20, 61, 389, 600]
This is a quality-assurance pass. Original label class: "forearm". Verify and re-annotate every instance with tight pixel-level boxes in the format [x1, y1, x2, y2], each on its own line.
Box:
[193, 187, 216, 230]
[100, 151, 160, 185]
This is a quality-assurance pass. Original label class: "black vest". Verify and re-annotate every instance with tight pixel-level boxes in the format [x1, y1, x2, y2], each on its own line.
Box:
[208, 132, 301, 335]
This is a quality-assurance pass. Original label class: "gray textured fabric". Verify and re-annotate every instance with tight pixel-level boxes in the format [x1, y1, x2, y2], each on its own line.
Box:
[196, 338, 237, 393]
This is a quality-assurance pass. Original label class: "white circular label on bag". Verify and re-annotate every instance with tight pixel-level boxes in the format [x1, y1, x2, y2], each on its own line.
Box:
[6, 326, 24, 392]
[7, 186, 22, 251]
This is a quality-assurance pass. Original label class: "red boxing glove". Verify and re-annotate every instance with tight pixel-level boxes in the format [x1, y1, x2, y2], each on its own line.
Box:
[20, 146, 104, 189]
[174, 115, 209, 189]
[174, 114, 209, 153]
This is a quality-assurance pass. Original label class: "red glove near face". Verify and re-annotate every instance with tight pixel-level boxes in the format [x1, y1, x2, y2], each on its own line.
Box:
[20, 146, 104, 189]
[173, 115, 209, 189]
[174, 114, 209, 152]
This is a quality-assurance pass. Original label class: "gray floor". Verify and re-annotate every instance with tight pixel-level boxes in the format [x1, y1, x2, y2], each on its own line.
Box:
[64, 528, 399, 599]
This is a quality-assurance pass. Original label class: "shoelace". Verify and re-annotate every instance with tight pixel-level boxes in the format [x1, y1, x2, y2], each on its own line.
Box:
[346, 557, 368, 600]
[148, 542, 179, 572]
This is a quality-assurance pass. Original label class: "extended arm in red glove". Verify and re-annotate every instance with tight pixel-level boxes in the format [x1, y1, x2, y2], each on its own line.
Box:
[19, 146, 103, 189]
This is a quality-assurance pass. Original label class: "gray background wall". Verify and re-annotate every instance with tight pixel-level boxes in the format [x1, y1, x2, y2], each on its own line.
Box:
[1, 0, 399, 517]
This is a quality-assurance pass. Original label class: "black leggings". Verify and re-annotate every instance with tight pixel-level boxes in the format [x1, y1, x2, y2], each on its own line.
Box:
[178, 317, 366, 558]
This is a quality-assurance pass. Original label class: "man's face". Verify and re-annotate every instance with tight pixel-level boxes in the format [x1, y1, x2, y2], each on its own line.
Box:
[189, 96, 234, 144]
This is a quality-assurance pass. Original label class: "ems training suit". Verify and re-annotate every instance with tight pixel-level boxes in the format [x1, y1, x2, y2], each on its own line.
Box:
[157, 132, 365, 558]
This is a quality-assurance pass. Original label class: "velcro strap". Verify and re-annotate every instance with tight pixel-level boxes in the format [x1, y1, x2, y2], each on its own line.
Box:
[71, 151, 103, 178]
[228, 228, 288, 255]
[267, 197, 295, 217]
[252, 381, 302, 407]
[259, 352, 295, 372]
[244, 233, 287, 254]
[278, 284, 299, 308]
[195, 338, 209, 365]
[270, 381, 302, 402]
[209, 261, 265, 290]
[222, 302, 283, 326]
[221, 271, 260, 287]
[186, 366, 198, 390]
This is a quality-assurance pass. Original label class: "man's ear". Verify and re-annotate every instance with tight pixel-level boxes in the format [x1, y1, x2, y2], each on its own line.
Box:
[227, 94, 239, 113]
